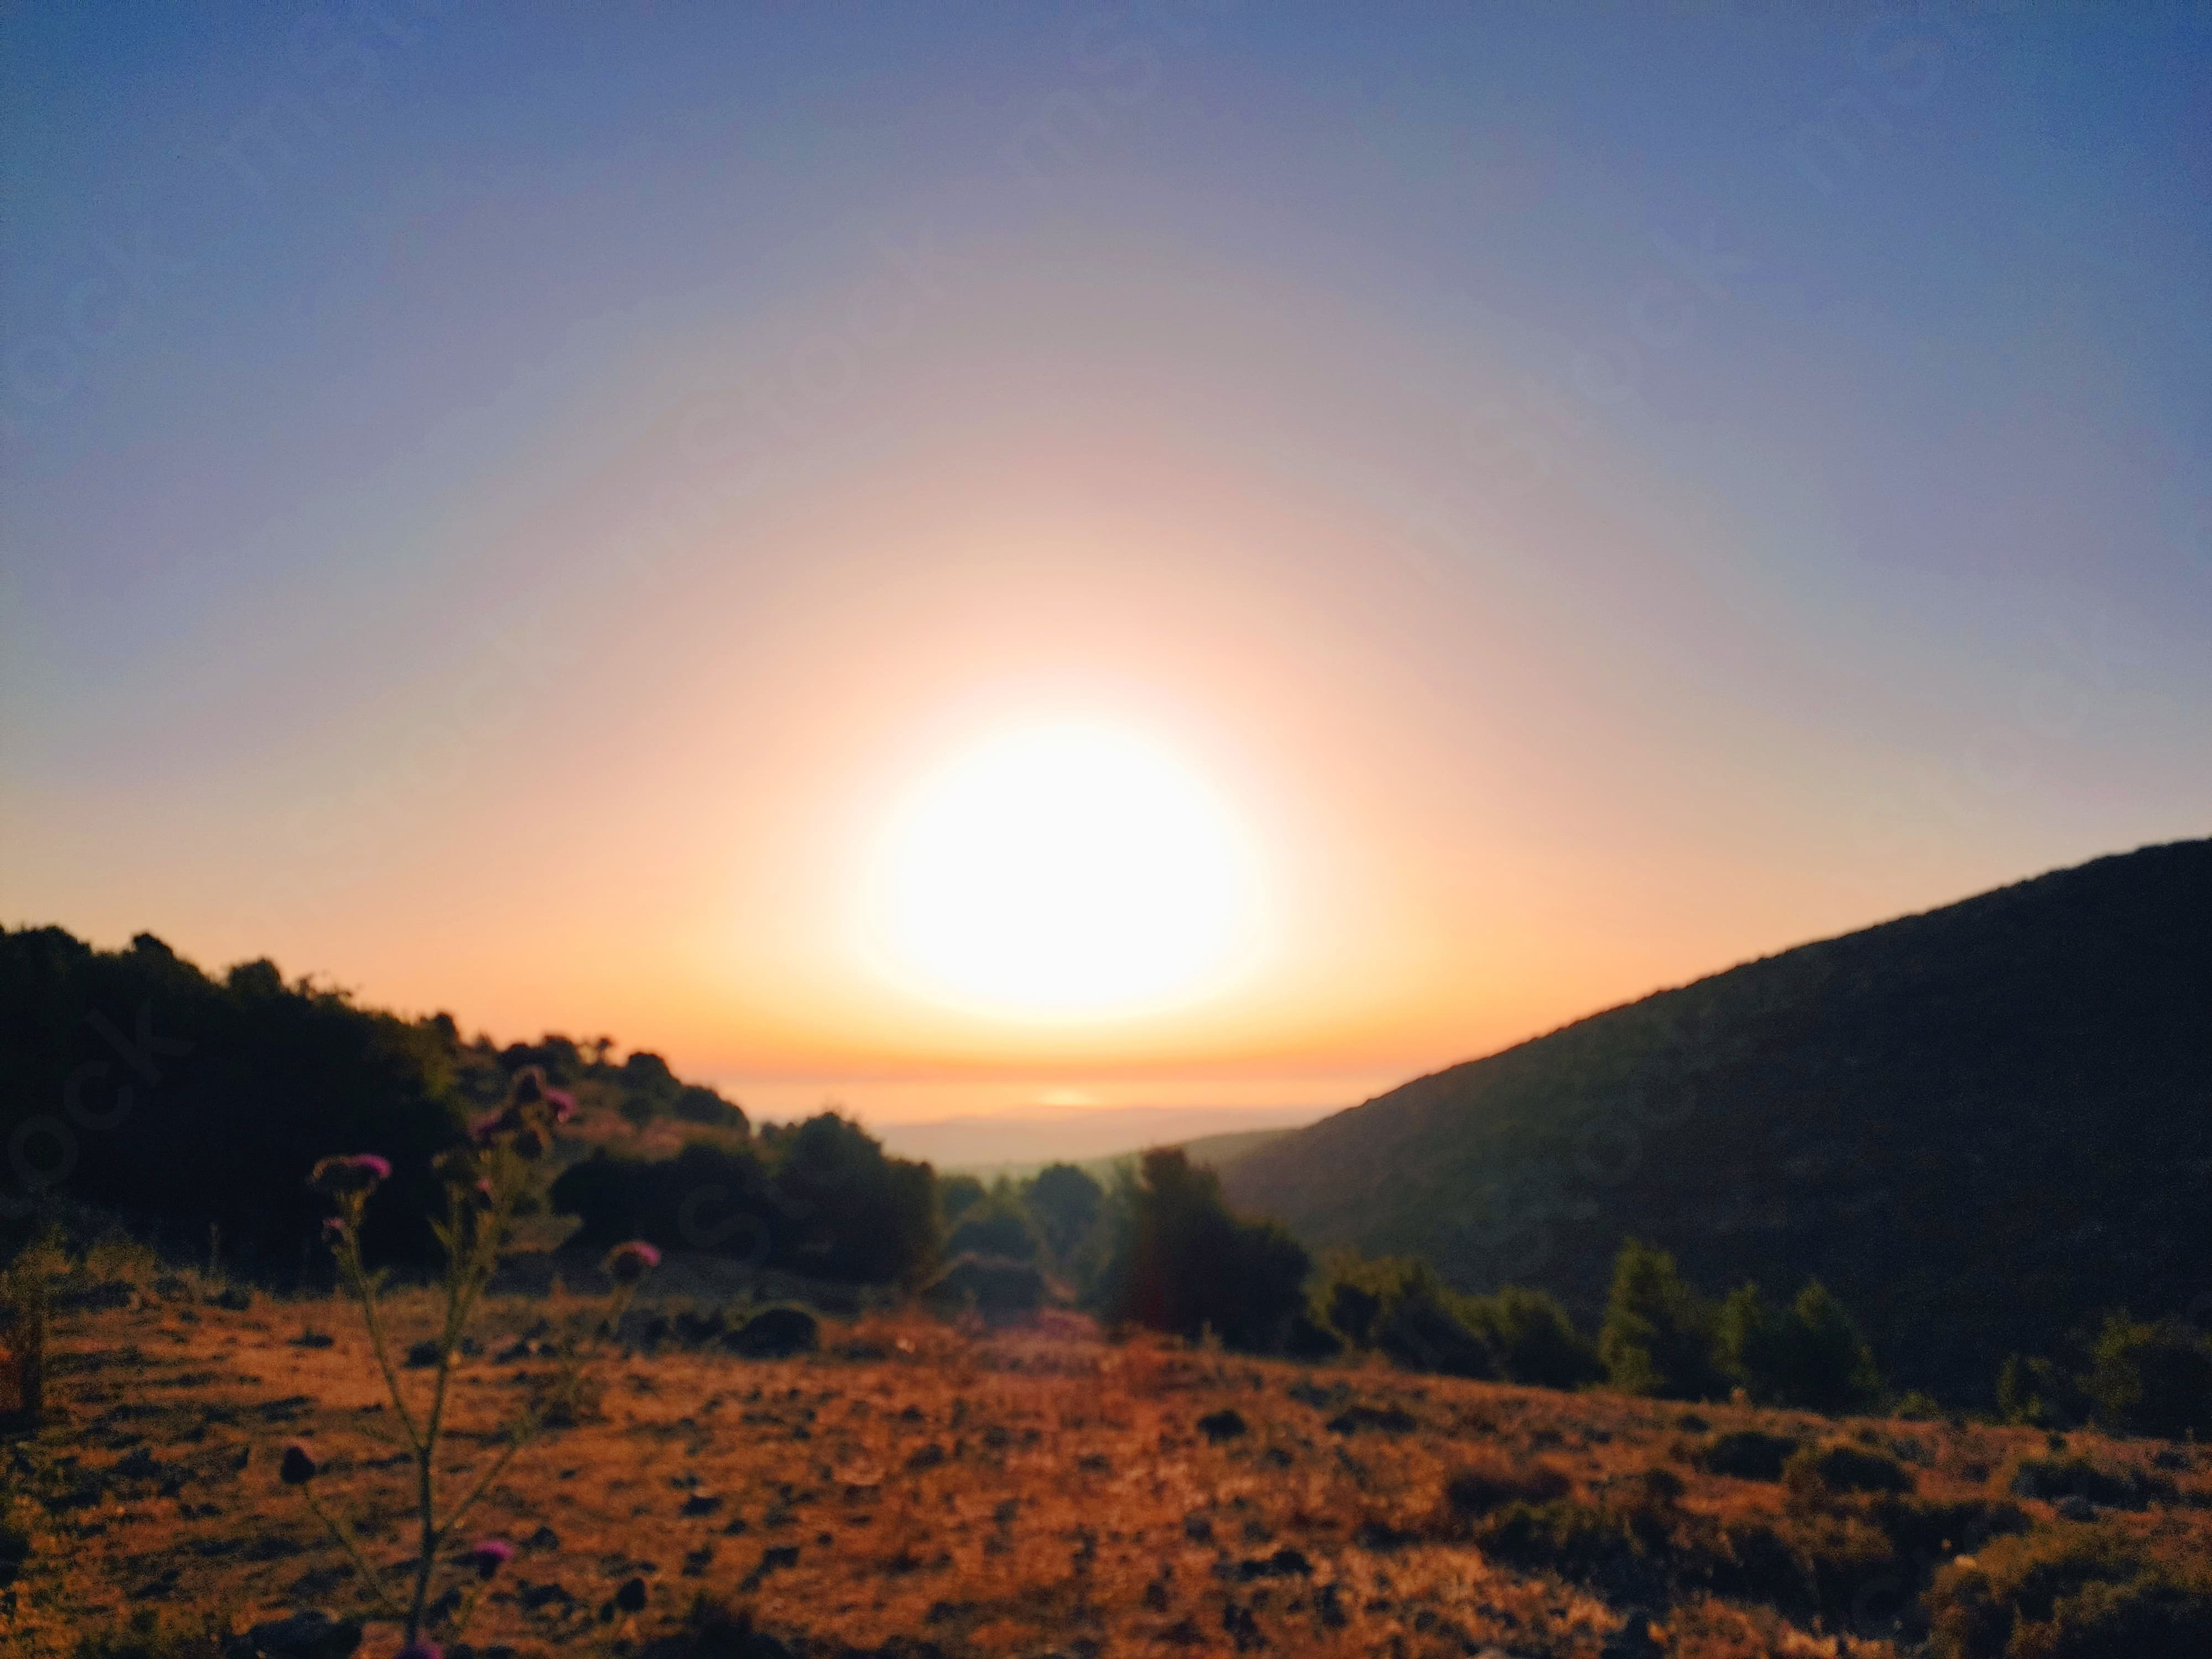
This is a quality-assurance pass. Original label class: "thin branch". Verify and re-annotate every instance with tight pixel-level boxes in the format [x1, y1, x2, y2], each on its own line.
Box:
[303, 1485, 408, 1623]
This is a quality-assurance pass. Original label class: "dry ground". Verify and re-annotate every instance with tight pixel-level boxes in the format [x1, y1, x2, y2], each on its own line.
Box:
[6, 1276, 2209, 1658]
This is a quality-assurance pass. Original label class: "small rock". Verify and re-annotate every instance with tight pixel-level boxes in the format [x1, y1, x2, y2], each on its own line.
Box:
[682, 1490, 723, 1516]
[404, 1340, 442, 1368]
[225, 1609, 362, 1658]
[1197, 1409, 1248, 1443]
[613, 1574, 649, 1612]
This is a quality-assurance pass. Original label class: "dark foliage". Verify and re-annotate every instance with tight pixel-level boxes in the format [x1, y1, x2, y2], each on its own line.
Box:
[1223, 840, 2212, 1400]
[936, 1172, 987, 1226]
[1599, 1240, 1728, 1401]
[1926, 1522, 2212, 1659]
[1720, 1279, 1885, 1412]
[945, 1195, 1041, 1264]
[1465, 1285, 1605, 1389]
[551, 1116, 938, 1286]
[1691, 1428, 1801, 1482]
[0, 926, 463, 1267]
[1099, 1147, 1312, 1352]
[1024, 1161, 1103, 1262]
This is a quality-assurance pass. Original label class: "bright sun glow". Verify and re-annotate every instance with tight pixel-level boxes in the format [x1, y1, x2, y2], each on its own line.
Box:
[865, 721, 1265, 1019]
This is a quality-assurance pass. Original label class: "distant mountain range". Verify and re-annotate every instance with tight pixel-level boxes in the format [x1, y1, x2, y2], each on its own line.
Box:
[1223, 839, 2212, 1399]
[870, 1105, 1325, 1177]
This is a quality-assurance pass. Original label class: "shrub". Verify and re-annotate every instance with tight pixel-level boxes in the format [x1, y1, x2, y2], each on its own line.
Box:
[1464, 1285, 1604, 1389]
[1025, 1162, 1104, 1264]
[1999, 1353, 2090, 1431]
[1926, 1521, 2212, 1658]
[1783, 1440, 1916, 1499]
[1098, 1148, 1311, 1352]
[1375, 1276, 1496, 1378]
[1599, 1239, 1726, 1400]
[551, 1113, 939, 1286]
[1441, 1449, 1572, 1517]
[1720, 1280, 1884, 1413]
[2085, 1313, 2212, 1440]
[924, 1253, 1047, 1325]
[946, 1196, 1042, 1263]
[1694, 1428, 1802, 1482]
[2006, 1455, 2173, 1511]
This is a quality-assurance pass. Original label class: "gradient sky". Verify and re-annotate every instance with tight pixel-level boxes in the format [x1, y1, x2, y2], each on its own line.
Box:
[4, 4, 2208, 1126]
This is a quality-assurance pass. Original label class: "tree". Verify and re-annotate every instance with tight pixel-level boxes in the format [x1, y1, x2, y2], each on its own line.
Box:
[1025, 1162, 1104, 1262]
[1467, 1286, 1604, 1390]
[1100, 1148, 1311, 1352]
[2087, 1313, 2212, 1439]
[1720, 1280, 1883, 1412]
[938, 1173, 987, 1226]
[1599, 1239, 1726, 1400]
[947, 1195, 1042, 1262]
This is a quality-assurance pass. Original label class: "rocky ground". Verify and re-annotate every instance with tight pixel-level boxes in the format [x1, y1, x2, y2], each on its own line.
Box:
[6, 1272, 2210, 1658]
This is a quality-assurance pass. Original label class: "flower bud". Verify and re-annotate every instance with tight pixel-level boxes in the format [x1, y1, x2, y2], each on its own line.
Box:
[602, 1240, 661, 1285]
[463, 1536, 515, 1578]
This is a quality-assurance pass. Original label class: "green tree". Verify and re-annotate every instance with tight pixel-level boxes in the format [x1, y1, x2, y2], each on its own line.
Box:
[1025, 1162, 1104, 1262]
[1599, 1239, 1725, 1400]
[1100, 1147, 1311, 1352]
[2087, 1313, 2212, 1439]
[938, 1173, 987, 1226]
[1467, 1285, 1604, 1390]
[946, 1194, 1042, 1262]
[1721, 1280, 1883, 1412]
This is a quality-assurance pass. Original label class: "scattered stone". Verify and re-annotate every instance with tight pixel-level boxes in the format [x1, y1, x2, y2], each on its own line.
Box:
[1197, 1409, 1248, 1443]
[289, 1330, 335, 1349]
[906, 1442, 947, 1472]
[523, 1525, 560, 1551]
[723, 1305, 820, 1359]
[682, 1490, 723, 1516]
[404, 1341, 442, 1368]
[223, 1609, 362, 1658]
[613, 1574, 649, 1613]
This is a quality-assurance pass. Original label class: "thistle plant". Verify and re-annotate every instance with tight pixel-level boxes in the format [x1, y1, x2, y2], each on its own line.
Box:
[289, 1068, 659, 1651]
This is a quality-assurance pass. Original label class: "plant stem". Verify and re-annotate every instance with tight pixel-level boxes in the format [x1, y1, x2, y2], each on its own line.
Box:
[303, 1485, 408, 1622]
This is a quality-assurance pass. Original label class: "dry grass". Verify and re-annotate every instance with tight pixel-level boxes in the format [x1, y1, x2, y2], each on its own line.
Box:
[8, 1278, 2209, 1658]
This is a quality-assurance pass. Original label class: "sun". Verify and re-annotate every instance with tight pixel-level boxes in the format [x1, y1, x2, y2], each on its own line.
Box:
[863, 720, 1266, 1019]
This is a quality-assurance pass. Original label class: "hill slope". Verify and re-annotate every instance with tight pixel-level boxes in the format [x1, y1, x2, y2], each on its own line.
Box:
[1223, 840, 2212, 1398]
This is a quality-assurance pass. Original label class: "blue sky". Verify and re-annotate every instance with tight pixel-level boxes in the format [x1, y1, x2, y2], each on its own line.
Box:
[3, 3, 2208, 1115]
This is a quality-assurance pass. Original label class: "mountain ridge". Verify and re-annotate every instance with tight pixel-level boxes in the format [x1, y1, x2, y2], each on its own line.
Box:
[1222, 838, 2212, 1398]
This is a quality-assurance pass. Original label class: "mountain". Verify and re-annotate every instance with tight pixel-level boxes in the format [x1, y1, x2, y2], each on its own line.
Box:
[1223, 839, 2212, 1399]
[872, 1105, 1327, 1176]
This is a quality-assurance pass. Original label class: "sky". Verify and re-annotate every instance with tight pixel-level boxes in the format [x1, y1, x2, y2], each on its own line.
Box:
[3, 3, 2208, 1130]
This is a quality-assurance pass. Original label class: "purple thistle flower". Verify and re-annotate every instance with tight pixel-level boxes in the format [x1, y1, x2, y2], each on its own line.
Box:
[463, 1535, 516, 1578]
[468, 1108, 510, 1145]
[602, 1239, 661, 1285]
[353, 1154, 392, 1182]
[544, 1087, 577, 1124]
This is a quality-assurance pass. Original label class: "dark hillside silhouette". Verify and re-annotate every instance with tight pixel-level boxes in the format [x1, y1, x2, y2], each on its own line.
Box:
[1223, 839, 2212, 1399]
